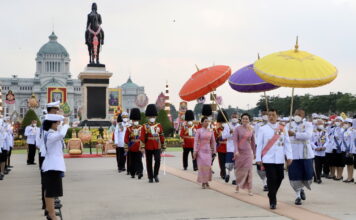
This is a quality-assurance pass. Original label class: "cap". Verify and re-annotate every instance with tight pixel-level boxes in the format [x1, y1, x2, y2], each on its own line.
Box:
[45, 114, 64, 121]
[46, 101, 60, 108]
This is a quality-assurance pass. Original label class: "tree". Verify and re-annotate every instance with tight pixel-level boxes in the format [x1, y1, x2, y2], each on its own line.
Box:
[139, 112, 148, 125]
[21, 109, 41, 134]
[156, 109, 173, 137]
[170, 104, 178, 121]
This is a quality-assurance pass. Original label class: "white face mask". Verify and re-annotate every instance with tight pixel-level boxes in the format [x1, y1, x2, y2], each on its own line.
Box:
[317, 125, 324, 130]
[312, 119, 317, 124]
[149, 118, 156, 123]
[335, 122, 341, 127]
[231, 118, 238, 124]
[133, 121, 139, 126]
[123, 118, 129, 122]
[262, 115, 268, 121]
[343, 124, 350, 129]
[294, 115, 302, 123]
[187, 121, 193, 126]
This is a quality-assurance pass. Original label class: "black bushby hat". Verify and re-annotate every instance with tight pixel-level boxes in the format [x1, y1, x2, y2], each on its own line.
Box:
[117, 114, 123, 123]
[145, 104, 158, 117]
[201, 104, 212, 117]
[130, 108, 141, 121]
[217, 109, 228, 123]
[185, 110, 194, 121]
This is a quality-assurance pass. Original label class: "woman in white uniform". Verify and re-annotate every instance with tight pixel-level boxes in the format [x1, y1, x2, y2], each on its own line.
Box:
[42, 114, 69, 220]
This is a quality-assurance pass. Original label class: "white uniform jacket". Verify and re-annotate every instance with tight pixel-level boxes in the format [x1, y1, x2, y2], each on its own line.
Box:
[256, 123, 293, 164]
[41, 124, 69, 172]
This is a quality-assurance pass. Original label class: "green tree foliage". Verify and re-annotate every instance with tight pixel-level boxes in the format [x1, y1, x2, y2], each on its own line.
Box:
[256, 92, 356, 116]
[139, 112, 148, 125]
[156, 109, 173, 137]
[21, 109, 41, 133]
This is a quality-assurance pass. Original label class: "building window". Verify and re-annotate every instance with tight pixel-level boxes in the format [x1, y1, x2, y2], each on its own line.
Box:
[20, 107, 27, 118]
[3, 107, 9, 117]
[74, 108, 78, 118]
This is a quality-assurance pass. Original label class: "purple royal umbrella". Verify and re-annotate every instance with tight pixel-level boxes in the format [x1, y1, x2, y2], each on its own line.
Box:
[228, 64, 279, 110]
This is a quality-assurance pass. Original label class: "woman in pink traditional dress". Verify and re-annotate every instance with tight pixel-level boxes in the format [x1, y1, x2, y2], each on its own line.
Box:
[233, 113, 256, 195]
[193, 116, 216, 189]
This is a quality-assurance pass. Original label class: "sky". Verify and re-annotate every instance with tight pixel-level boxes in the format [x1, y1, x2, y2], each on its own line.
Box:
[1, 0, 355, 110]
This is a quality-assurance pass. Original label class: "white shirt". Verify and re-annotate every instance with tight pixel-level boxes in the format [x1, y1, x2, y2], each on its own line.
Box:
[286, 121, 314, 159]
[343, 127, 354, 154]
[350, 130, 356, 154]
[41, 124, 69, 172]
[325, 126, 345, 153]
[222, 122, 240, 153]
[114, 122, 130, 148]
[5, 124, 13, 149]
[256, 122, 293, 164]
[311, 129, 328, 157]
[25, 125, 39, 145]
[0, 126, 5, 151]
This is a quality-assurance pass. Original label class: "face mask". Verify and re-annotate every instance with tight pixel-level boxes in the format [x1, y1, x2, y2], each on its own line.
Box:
[208, 116, 213, 121]
[231, 118, 238, 124]
[262, 115, 268, 121]
[335, 122, 341, 127]
[187, 121, 193, 126]
[317, 125, 324, 130]
[32, 123, 36, 127]
[123, 118, 129, 122]
[294, 115, 302, 123]
[312, 119, 317, 124]
[343, 124, 350, 129]
[133, 121, 139, 126]
[149, 118, 156, 123]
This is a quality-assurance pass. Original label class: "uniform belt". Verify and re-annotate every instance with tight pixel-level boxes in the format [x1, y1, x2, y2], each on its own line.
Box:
[183, 136, 194, 139]
[291, 140, 309, 144]
[131, 140, 141, 142]
[148, 137, 160, 140]
[219, 141, 227, 144]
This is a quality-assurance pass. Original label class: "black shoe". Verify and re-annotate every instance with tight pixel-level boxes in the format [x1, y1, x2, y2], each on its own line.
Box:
[313, 178, 317, 183]
[183, 167, 187, 170]
[295, 197, 302, 205]
[44, 210, 48, 216]
[193, 168, 198, 171]
[263, 185, 269, 192]
[270, 204, 276, 209]
[154, 176, 159, 183]
[0, 174, 3, 180]
[343, 178, 354, 183]
[232, 180, 236, 185]
[321, 173, 326, 178]
[317, 179, 322, 184]
[326, 175, 334, 179]
[8, 165, 13, 168]
[131, 175, 135, 178]
[138, 173, 143, 179]
[300, 189, 306, 200]
[4, 170, 9, 175]
[118, 169, 122, 173]
[149, 179, 154, 183]
[333, 177, 343, 181]
[225, 175, 230, 183]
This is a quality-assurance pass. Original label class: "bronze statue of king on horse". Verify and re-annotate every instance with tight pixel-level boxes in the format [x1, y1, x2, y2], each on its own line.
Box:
[85, 3, 105, 65]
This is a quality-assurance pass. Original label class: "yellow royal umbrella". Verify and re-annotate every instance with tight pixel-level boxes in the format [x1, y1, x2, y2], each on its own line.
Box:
[253, 37, 338, 117]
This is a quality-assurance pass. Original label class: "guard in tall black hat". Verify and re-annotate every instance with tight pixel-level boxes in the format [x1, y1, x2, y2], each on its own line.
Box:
[124, 108, 144, 179]
[214, 109, 228, 179]
[180, 110, 198, 171]
[140, 104, 166, 183]
[202, 104, 213, 117]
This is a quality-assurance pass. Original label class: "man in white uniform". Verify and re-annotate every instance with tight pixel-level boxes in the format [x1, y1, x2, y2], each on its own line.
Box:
[222, 112, 240, 184]
[255, 111, 269, 191]
[114, 112, 130, 173]
[25, 120, 39, 165]
[286, 109, 314, 205]
[256, 109, 293, 210]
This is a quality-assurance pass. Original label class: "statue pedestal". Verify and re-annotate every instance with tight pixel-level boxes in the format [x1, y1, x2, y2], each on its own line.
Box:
[78, 66, 112, 127]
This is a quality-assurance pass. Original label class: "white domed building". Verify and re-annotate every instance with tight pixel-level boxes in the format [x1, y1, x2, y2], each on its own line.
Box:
[0, 32, 82, 119]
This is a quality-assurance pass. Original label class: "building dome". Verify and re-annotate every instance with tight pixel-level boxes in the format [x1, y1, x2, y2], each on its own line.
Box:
[37, 32, 69, 57]
[120, 77, 139, 89]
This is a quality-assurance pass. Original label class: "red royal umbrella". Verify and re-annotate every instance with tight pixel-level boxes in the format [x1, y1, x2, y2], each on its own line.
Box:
[179, 65, 231, 101]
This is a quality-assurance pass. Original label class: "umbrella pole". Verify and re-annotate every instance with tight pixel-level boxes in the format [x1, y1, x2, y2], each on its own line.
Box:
[289, 88, 295, 121]
[211, 93, 231, 129]
[264, 91, 269, 112]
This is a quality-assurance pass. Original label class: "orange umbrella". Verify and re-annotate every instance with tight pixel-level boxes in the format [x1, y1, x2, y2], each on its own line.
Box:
[179, 65, 231, 101]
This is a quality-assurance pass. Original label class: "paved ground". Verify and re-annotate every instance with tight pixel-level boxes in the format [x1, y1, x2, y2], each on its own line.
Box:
[0, 152, 355, 220]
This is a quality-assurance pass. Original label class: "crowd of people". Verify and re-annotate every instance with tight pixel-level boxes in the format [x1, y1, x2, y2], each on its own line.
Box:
[2, 101, 356, 219]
